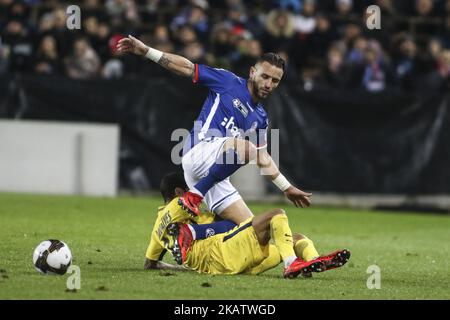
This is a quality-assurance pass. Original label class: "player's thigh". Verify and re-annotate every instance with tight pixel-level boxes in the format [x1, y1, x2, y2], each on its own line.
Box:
[218, 198, 253, 224]
[181, 137, 230, 184]
[204, 179, 252, 223]
[212, 218, 263, 274]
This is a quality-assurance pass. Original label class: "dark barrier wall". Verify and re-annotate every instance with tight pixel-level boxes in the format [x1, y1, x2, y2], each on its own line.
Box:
[0, 74, 449, 194]
[267, 86, 450, 194]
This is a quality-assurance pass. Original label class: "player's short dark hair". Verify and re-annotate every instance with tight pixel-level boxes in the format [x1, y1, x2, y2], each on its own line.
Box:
[256, 53, 286, 72]
[160, 172, 188, 202]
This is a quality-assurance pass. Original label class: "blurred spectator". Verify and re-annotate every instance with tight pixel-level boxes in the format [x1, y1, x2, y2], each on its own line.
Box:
[209, 23, 233, 69]
[319, 45, 349, 89]
[97, 22, 113, 63]
[264, 9, 295, 52]
[152, 24, 171, 44]
[83, 16, 100, 46]
[392, 35, 417, 83]
[6, 1, 31, 23]
[333, 0, 359, 29]
[428, 38, 443, 61]
[224, 2, 248, 29]
[105, 0, 140, 24]
[357, 44, 390, 92]
[276, 0, 302, 13]
[374, 0, 398, 16]
[170, 1, 209, 40]
[414, 0, 440, 34]
[307, 14, 337, 60]
[65, 37, 101, 79]
[232, 38, 262, 76]
[293, 0, 317, 35]
[0, 0, 14, 23]
[347, 36, 368, 65]
[0, 0, 445, 93]
[37, 12, 54, 36]
[414, 0, 435, 16]
[1, 19, 33, 73]
[174, 24, 198, 52]
[50, 7, 75, 58]
[83, 0, 108, 22]
[181, 41, 206, 63]
[243, 7, 266, 40]
[336, 0, 354, 15]
[34, 35, 61, 75]
[437, 49, 450, 80]
[0, 37, 9, 74]
[342, 23, 362, 48]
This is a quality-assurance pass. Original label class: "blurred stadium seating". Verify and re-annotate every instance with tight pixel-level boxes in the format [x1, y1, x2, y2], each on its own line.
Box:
[0, 0, 449, 211]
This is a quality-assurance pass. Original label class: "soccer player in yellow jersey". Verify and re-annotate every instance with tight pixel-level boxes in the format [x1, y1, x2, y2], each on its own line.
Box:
[145, 173, 350, 278]
[144, 173, 218, 270]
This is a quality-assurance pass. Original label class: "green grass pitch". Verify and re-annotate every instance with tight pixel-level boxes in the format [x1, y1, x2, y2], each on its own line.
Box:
[0, 193, 449, 300]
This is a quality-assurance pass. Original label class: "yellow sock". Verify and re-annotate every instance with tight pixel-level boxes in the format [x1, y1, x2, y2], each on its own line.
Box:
[294, 237, 319, 261]
[270, 214, 297, 267]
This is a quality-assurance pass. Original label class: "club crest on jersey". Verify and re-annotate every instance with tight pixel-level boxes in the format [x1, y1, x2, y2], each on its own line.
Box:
[232, 98, 248, 118]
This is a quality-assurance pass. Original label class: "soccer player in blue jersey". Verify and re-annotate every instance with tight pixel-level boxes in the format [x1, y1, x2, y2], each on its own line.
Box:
[117, 36, 312, 246]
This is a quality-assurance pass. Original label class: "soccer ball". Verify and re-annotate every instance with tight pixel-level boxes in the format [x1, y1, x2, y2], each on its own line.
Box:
[32, 240, 72, 275]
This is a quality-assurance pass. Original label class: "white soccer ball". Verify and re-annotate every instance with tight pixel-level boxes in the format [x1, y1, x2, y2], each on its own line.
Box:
[32, 240, 72, 275]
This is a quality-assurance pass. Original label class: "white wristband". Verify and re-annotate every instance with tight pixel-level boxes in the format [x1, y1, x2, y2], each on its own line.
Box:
[144, 47, 163, 63]
[272, 174, 291, 192]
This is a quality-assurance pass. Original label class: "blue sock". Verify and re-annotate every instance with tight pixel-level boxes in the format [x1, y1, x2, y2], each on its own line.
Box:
[189, 220, 237, 240]
[194, 148, 244, 196]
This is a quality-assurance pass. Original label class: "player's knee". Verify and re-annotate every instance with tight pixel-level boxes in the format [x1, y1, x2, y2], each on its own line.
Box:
[233, 138, 257, 163]
[275, 208, 286, 215]
[268, 208, 286, 220]
[293, 233, 306, 242]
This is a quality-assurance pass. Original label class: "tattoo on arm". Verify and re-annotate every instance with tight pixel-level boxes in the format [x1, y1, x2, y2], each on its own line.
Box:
[157, 53, 195, 78]
[158, 54, 171, 68]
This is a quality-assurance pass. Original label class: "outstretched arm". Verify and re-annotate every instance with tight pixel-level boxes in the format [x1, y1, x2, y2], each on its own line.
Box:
[116, 35, 195, 79]
[257, 148, 312, 208]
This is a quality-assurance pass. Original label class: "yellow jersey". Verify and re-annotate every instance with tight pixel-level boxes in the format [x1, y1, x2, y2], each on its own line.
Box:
[185, 217, 282, 275]
[145, 197, 216, 261]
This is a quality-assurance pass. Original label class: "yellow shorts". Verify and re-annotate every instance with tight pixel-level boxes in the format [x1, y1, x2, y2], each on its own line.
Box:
[185, 218, 281, 275]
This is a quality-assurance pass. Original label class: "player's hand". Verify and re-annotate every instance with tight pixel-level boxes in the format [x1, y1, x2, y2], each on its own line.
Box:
[284, 186, 312, 208]
[116, 35, 149, 56]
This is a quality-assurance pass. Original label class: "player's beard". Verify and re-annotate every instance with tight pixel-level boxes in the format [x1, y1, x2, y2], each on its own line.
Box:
[251, 78, 267, 100]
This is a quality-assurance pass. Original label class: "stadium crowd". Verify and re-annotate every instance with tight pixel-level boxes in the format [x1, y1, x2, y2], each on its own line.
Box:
[0, 0, 449, 92]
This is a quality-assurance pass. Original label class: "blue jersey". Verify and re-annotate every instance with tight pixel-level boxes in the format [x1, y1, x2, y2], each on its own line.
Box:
[184, 64, 269, 154]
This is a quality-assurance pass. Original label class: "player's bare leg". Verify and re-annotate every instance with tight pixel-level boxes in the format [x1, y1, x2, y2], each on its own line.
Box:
[179, 138, 255, 216]
[218, 199, 253, 224]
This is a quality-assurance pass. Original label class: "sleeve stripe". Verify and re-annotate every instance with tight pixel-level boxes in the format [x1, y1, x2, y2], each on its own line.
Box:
[192, 64, 199, 84]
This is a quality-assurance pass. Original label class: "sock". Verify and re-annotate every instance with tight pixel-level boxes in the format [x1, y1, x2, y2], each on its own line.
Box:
[270, 214, 297, 268]
[294, 237, 319, 262]
[189, 220, 237, 240]
[193, 148, 244, 196]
